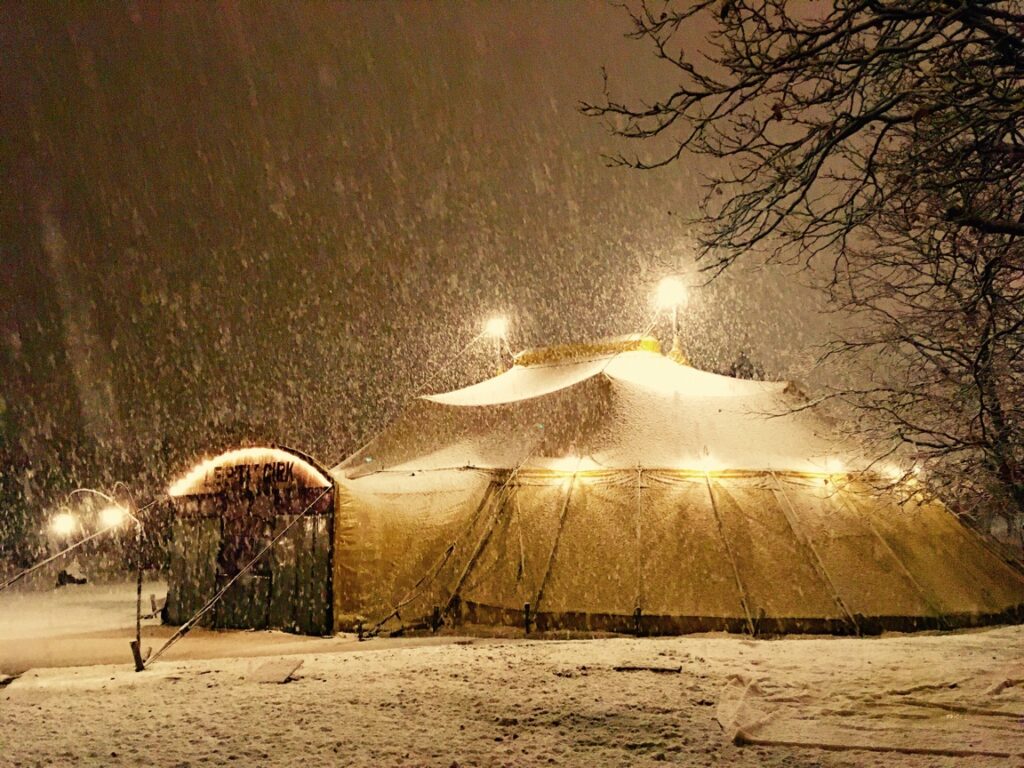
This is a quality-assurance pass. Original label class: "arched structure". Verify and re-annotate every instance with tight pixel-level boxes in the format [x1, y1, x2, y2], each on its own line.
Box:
[166, 446, 335, 634]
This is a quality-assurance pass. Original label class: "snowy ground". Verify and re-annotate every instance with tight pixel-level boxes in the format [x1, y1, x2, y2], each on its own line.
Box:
[2, 583, 1023, 766]
[0, 580, 386, 675]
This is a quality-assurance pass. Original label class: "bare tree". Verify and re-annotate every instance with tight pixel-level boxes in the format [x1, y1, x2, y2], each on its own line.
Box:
[583, 1, 1024, 267]
[583, 1, 1024, 537]
[828, 177, 1024, 545]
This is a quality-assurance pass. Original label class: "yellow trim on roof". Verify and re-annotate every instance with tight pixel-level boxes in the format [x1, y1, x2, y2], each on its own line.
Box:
[514, 336, 662, 367]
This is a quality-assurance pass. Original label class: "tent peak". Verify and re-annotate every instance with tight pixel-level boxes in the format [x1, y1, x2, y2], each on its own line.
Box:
[514, 335, 662, 367]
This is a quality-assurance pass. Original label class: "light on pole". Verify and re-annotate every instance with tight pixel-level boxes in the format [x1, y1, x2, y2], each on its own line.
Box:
[483, 315, 509, 371]
[50, 512, 78, 537]
[73, 488, 147, 671]
[655, 277, 689, 364]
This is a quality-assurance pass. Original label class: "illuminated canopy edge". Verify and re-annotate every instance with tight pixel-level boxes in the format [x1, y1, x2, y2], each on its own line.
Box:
[168, 446, 333, 497]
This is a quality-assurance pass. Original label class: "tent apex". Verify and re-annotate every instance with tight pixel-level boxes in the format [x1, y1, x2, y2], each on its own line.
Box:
[514, 335, 661, 367]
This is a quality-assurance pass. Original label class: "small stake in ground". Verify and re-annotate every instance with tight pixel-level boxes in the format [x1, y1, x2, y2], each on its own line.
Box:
[129, 640, 145, 672]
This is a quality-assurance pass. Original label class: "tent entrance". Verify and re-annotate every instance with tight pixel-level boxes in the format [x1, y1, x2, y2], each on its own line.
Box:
[166, 447, 335, 635]
[213, 491, 274, 629]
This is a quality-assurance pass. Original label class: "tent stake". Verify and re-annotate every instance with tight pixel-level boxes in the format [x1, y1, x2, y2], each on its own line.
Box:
[523, 602, 532, 635]
[129, 640, 145, 672]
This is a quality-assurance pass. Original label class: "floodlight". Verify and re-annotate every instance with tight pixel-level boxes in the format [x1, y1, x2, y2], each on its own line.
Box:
[51, 512, 77, 536]
[655, 277, 688, 311]
[483, 315, 508, 339]
[99, 504, 129, 529]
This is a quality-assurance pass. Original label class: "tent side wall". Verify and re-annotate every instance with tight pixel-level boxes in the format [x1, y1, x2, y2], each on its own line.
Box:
[334, 469, 1024, 636]
[332, 469, 497, 633]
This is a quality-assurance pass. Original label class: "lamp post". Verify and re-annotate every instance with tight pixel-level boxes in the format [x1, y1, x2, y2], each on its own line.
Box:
[73, 489, 147, 671]
[1, 499, 129, 593]
[655, 277, 689, 364]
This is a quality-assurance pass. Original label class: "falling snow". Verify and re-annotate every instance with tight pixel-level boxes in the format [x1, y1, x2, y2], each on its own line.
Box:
[2, 3, 1023, 766]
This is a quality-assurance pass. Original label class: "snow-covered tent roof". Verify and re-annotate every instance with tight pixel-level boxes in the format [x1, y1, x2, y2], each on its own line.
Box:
[335, 337, 844, 477]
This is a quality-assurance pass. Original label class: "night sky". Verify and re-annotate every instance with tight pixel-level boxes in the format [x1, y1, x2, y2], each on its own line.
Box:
[1, 2, 825, 499]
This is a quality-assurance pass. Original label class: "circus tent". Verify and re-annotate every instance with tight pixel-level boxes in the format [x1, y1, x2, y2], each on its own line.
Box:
[327, 337, 1024, 635]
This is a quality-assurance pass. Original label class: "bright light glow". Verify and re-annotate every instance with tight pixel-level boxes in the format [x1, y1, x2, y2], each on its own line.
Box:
[483, 315, 508, 339]
[546, 455, 583, 473]
[695, 455, 725, 474]
[824, 457, 846, 475]
[655, 277, 688, 310]
[99, 504, 129, 528]
[542, 455, 604, 474]
[51, 512, 77, 536]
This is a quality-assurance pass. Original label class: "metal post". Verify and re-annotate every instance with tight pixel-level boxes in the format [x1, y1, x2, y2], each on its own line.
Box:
[133, 507, 145, 672]
[634, 469, 644, 625]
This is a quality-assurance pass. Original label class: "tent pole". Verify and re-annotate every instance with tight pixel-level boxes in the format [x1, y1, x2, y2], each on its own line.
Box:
[513, 494, 527, 587]
[533, 473, 576, 617]
[771, 472, 860, 635]
[704, 474, 756, 635]
[634, 469, 644, 623]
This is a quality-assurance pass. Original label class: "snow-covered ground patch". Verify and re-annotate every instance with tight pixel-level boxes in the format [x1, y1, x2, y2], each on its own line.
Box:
[1, 580, 378, 674]
[2, 581, 1022, 765]
[3, 633, 1023, 764]
[1, 580, 167, 642]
